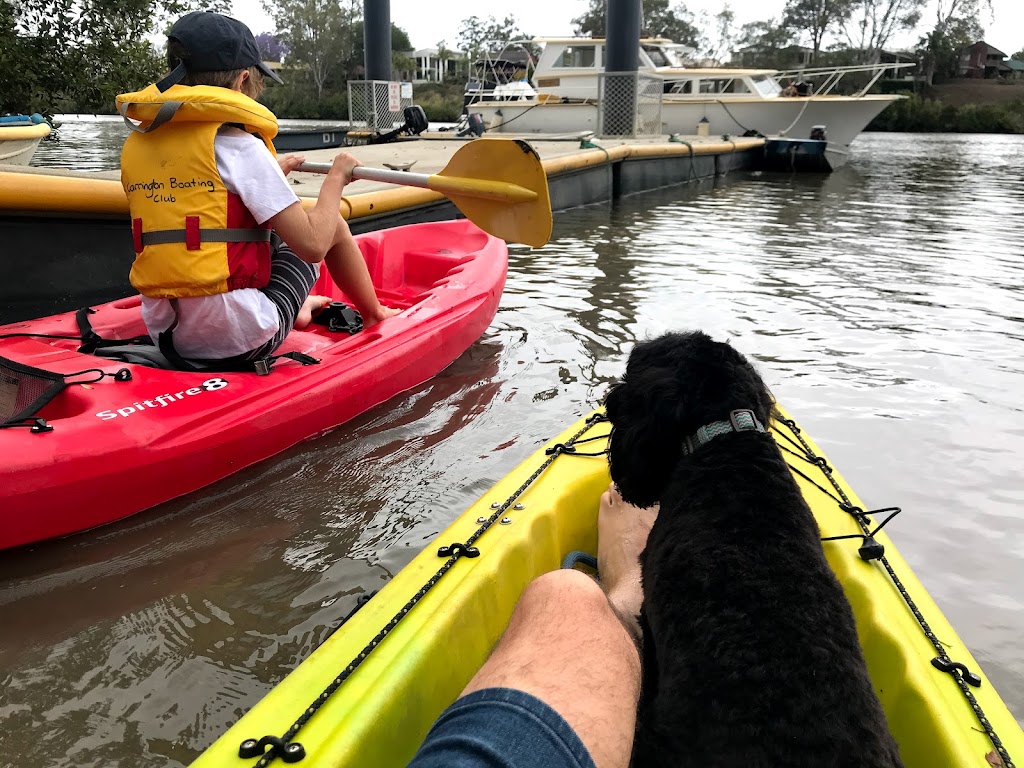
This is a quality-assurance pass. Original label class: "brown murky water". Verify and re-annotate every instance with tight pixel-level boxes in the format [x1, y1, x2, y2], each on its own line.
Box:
[3, 128, 1023, 766]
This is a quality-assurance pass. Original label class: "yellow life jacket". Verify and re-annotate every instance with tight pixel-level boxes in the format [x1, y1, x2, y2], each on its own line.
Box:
[116, 84, 281, 299]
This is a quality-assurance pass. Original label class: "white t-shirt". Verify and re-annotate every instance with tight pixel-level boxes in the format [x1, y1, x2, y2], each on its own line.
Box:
[140, 127, 302, 359]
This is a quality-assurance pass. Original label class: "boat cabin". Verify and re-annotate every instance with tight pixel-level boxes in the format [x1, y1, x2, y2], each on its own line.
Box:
[529, 38, 782, 101]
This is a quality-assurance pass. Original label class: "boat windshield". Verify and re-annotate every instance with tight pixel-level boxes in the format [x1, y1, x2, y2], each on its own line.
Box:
[751, 75, 781, 98]
[642, 44, 689, 68]
[554, 45, 596, 68]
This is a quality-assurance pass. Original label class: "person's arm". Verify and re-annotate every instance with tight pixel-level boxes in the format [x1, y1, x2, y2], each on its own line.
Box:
[269, 152, 360, 264]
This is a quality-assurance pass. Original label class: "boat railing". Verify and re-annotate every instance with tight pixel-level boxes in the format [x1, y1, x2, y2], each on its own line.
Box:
[774, 62, 916, 97]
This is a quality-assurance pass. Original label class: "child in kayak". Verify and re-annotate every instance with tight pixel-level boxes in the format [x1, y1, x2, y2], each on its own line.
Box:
[117, 11, 398, 367]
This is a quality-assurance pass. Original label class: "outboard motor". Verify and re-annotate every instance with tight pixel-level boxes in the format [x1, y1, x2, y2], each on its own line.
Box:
[456, 113, 486, 138]
[810, 125, 827, 141]
[403, 105, 428, 135]
[368, 105, 429, 145]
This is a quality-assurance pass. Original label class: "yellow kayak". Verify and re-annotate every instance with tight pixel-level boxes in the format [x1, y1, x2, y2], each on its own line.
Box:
[193, 407, 1024, 768]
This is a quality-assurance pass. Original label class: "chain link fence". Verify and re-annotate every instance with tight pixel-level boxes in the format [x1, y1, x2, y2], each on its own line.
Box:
[597, 72, 663, 138]
[347, 81, 415, 132]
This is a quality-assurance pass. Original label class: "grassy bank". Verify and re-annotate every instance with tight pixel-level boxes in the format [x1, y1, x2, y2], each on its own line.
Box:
[867, 80, 1024, 134]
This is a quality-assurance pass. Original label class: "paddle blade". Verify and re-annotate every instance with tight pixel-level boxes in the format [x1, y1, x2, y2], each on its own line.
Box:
[438, 138, 552, 248]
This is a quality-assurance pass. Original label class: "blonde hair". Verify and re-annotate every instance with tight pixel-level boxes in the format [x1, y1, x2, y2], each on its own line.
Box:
[166, 40, 266, 99]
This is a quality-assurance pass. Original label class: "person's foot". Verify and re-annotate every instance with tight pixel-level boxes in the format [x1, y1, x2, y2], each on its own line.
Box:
[597, 484, 658, 621]
[294, 295, 332, 330]
[362, 304, 401, 328]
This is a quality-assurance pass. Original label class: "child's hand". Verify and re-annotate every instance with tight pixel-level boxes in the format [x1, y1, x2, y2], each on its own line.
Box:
[278, 154, 305, 176]
[329, 152, 362, 186]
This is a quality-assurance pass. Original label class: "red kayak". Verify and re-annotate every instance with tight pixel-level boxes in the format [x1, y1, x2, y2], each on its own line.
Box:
[0, 220, 507, 550]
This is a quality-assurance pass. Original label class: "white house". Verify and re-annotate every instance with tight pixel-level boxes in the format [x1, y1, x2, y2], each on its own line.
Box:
[411, 48, 467, 83]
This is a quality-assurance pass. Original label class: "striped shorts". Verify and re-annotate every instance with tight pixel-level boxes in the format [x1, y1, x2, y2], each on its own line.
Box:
[239, 236, 320, 361]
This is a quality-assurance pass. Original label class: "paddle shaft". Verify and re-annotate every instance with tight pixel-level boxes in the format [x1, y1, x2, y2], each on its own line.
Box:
[297, 162, 537, 203]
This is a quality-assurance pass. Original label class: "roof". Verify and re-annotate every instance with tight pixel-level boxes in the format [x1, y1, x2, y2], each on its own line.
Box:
[963, 40, 1008, 58]
[412, 47, 465, 58]
[1006, 59, 1024, 71]
[531, 37, 676, 44]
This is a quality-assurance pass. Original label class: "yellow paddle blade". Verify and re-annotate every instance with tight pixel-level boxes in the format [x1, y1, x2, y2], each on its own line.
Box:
[432, 138, 552, 248]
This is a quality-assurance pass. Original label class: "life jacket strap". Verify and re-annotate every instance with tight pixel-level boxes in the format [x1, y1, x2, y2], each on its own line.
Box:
[132, 221, 272, 253]
[119, 98, 181, 134]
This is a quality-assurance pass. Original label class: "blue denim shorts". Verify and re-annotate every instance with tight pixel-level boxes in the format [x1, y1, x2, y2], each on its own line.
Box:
[406, 687, 597, 768]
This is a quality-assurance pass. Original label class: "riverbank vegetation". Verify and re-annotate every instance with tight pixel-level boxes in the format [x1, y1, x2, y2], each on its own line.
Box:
[868, 93, 1024, 133]
[2, 0, 1023, 132]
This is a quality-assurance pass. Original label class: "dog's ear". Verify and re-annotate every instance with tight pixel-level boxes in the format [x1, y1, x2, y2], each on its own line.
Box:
[604, 367, 685, 509]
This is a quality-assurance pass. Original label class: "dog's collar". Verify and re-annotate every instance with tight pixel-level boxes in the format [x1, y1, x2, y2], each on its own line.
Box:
[682, 409, 765, 455]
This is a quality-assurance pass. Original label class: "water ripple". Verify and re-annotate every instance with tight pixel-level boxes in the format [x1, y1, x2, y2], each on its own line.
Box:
[3, 131, 1023, 766]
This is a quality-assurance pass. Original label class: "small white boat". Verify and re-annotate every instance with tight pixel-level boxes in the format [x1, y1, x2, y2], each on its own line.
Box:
[0, 115, 51, 166]
[465, 39, 909, 170]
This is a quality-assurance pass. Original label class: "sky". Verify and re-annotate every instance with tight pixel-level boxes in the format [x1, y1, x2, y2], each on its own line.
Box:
[232, 0, 1024, 58]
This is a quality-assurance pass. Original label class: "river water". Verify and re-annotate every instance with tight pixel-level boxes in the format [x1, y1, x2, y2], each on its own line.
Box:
[3, 121, 1023, 766]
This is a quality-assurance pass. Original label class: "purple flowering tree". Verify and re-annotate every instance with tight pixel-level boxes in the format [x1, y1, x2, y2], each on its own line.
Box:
[255, 32, 289, 63]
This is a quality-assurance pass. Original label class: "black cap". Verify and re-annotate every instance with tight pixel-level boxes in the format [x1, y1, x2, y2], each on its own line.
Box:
[158, 11, 284, 91]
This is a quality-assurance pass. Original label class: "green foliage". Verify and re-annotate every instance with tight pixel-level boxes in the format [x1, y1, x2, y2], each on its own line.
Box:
[783, 0, 854, 59]
[412, 82, 464, 122]
[263, 0, 347, 98]
[840, 0, 926, 63]
[867, 94, 1024, 132]
[1013, 50, 1024, 62]
[572, 0, 700, 48]
[1, 0, 229, 114]
[260, 82, 348, 119]
[457, 15, 530, 67]
[733, 19, 797, 67]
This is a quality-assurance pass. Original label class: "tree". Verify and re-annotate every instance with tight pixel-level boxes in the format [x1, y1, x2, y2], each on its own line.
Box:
[783, 0, 855, 62]
[346, 22, 415, 79]
[435, 39, 454, 83]
[572, 0, 700, 47]
[733, 18, 798, 68]
[264, 0, 345, 98]
[457, 15, 529, 68]
[840, 0, 926, 63]
[916, 0, 992, 83]
[1014, 49, 1024, 62]
[2, 0, 225, 113]
[697, 5, 736, 62]
[255, 32, 288, 62]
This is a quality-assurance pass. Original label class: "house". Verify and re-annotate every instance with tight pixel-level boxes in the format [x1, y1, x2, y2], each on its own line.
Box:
[410, 48, 466, 83]
[879, 50, 919, 81]
[1006, 59, 1024, 81]
[732, 44, 813, 70]
[958, 41, 1009, 78]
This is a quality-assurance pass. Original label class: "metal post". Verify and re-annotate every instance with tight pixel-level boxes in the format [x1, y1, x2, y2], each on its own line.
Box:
[363, 0, 392, 82]
[603, 0, 642, 136]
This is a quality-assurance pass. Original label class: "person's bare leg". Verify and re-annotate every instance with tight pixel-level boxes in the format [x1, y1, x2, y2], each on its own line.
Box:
[460, 484, 657, 768]
[322, 216, 400, 327]
[294, 295, 332, 330]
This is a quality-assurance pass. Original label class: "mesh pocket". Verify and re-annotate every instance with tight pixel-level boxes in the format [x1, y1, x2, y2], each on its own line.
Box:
[0, 356, 68, 427]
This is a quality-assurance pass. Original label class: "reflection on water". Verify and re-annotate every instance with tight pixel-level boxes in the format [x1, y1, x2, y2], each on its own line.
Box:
[4, 130, 1024, 765]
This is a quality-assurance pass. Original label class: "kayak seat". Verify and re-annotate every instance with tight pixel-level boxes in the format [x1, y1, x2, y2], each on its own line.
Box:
[94, 344, 178, 370]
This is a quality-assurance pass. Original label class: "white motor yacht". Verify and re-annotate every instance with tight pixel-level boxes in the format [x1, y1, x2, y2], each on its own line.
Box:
[464, 39, 908, 169]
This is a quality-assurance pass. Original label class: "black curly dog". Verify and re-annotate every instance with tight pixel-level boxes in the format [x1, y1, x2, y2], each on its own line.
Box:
[605, 331, 903, 768]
